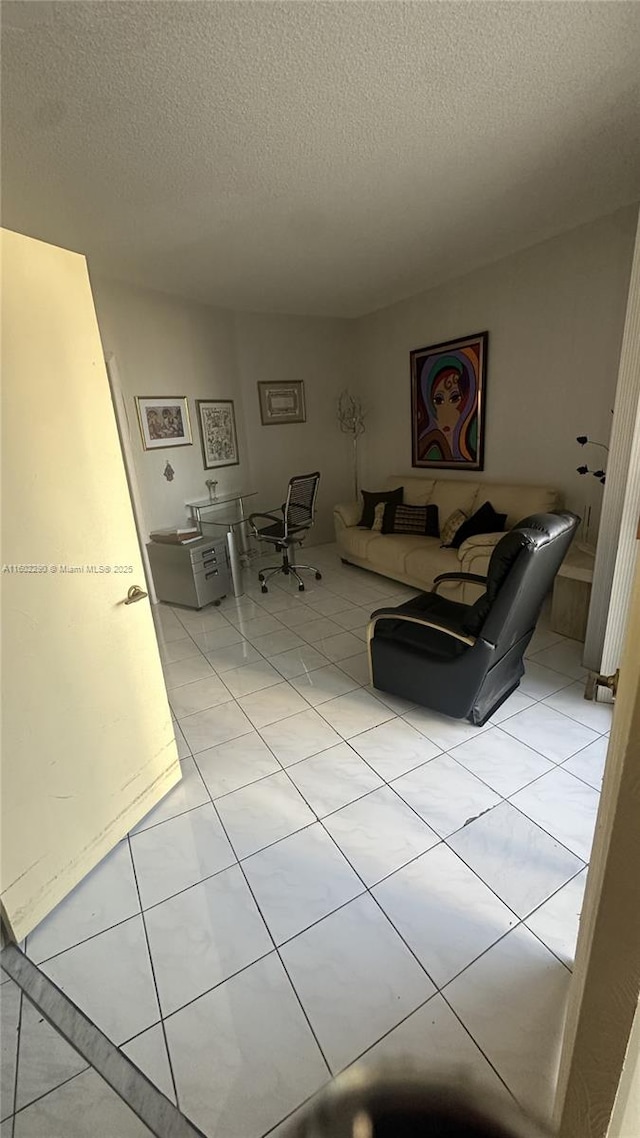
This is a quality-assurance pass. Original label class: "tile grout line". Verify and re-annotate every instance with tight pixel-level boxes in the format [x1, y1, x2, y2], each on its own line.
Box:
[504, 796, 594, 865]
[34, 697, 595, 973]
[125, 834, 182, 1112]
[168, 667, 339, 1093]
[300, 796, 522, 1081]
[311, 823, 522, 1099]
[32, 783, 587, 981]
[0, 943, 208, 1138]
[555, 760, 603, 794]
[259, 1085, 324, 1138]
[155, 673, 596, 927]
[154, 948, 276, 1031]
[10, 1065, 91, 1123]
[178, 683, 606, 796]
[202, 790, 335, 1082]
[165, 586, 382, 718]
[146, 575, 601, 1126]
[167, 573, 601, 743]
[353, 985, 516, 1106]
[21, 865, 571, 1129]
[7, 982, 23, 1136]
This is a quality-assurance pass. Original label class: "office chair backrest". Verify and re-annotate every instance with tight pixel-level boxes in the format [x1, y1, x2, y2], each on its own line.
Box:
[462, 512, 579, 654]
[285, 472, 321, 533]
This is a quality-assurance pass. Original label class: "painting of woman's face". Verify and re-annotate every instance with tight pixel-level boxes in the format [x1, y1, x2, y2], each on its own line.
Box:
[432, 369, 465, 435]
[410, 332, 487, 470]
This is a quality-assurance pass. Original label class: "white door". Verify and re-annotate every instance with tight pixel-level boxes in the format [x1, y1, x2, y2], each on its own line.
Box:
[0, 228, 180, 942]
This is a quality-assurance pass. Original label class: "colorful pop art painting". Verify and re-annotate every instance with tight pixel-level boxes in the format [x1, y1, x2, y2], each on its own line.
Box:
[410, 331, 488, 471]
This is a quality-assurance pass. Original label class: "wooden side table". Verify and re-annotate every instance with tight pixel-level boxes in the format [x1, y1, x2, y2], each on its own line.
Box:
[551, 545, 595, 641]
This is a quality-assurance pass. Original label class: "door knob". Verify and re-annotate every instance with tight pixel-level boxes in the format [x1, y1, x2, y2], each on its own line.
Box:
[124, 585, 148, 605]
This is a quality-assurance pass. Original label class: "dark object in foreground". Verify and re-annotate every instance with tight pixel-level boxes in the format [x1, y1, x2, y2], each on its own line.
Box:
[368, 512, 579, 726]
[288, 1070, 551, 1137]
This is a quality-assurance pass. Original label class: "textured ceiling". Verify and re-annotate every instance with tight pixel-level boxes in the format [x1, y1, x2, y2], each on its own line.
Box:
[2, 1, 640, 317]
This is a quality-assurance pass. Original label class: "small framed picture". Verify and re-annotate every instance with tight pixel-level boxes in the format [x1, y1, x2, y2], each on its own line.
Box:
[196, 399, 240, 469]
[258, 380, 306, 425]
[135, 396, 192, 450]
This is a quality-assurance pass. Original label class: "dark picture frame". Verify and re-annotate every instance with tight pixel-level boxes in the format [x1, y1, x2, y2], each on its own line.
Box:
[258, 380, 306, 425]
[410, 331, 488, 471]
[196, 399, 240, 469]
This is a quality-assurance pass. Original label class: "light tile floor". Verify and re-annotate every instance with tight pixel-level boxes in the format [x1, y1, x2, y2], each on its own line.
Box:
[1, 543, 613, 1137]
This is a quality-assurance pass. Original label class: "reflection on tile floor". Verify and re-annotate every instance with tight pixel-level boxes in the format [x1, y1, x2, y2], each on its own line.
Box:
[3, 543, 613, 1137]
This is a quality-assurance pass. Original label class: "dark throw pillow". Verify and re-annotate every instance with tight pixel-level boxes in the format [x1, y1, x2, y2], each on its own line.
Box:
[450, 501, 507, 550]
[382, 502, 439, 537]
[358, 486, 403, 529]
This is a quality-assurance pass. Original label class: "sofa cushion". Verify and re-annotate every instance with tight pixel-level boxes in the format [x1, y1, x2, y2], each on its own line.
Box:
[404, 540, 459, 586]
[340, 526, 384, 561]
[429, 480, 480, 521]
[370, 534, 426, 577]
[386, 475, 435, 506]
[469, 483, 559, 529]
[359, 486, 403, 529]
[382, 503, 439, 537]
[450, 501, 507, 549]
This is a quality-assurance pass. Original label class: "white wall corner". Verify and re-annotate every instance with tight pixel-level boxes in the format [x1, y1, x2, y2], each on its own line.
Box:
[584, 208, 640, 675]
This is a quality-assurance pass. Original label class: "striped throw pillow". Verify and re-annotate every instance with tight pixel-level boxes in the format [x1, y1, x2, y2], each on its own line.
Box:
[382, 503, 439, 537]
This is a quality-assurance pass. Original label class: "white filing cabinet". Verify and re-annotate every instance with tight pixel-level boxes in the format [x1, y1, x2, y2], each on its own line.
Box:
[146, 535, 231, 609]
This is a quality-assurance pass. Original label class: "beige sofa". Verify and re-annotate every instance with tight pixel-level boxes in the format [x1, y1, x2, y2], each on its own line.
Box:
[334, 475, 560, 602]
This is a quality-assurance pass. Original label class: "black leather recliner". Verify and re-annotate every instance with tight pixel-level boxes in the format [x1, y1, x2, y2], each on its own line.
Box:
[367, 512, 579, 726]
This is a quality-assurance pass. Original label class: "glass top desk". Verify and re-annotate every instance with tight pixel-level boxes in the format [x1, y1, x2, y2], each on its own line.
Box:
[184, 490, 257, 597]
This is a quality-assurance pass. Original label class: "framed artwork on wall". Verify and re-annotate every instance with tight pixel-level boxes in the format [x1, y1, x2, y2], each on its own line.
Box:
[196, 399, 240, 469]
[135, 396, 192, 450]
[258, 380, 306, 425]
[410, 331, 488, 471]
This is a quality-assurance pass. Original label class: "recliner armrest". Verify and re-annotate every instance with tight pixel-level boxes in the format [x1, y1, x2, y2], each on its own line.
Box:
[367, 609, 476, 647]
[432, 571, 487, 594]
[334, 501, 361, 529]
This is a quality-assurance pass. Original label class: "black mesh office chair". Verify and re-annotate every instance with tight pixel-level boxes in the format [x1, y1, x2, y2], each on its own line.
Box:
[249, 472, 322, 593]
[368, 512, 579, 725]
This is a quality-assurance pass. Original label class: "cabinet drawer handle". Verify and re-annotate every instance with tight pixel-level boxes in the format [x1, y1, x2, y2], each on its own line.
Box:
[205, 569, 219, 580]
[203, 558, 217, 569]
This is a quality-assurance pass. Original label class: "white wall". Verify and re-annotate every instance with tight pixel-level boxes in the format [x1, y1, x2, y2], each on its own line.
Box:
[92, 206, 637, 553]
[91, 278, 250, 534]
[92, 279, 354, 546]
[233, 312, 354, 544]
[353, 206, 638, 536]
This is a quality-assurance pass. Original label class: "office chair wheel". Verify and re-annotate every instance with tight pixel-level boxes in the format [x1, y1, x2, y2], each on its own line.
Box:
[298, 583, 305, 591]
[315, 572, 322, 580]
[261, 585, 268, 594]
[258, 572, 265, 582]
